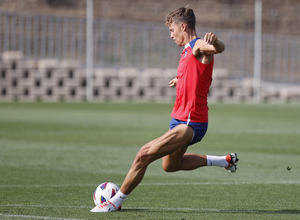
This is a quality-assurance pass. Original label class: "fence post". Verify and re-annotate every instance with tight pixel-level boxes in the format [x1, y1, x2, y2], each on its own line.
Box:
[254, 0, 262, 102]
[86, 0, 94, 101]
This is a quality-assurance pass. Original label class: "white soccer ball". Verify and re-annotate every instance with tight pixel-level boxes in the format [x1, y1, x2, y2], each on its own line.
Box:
[93, 182, 120, 206]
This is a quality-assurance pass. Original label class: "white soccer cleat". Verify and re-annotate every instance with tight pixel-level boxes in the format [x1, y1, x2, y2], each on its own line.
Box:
[90, 201, 121, 213]
[225, 153, 239, 173]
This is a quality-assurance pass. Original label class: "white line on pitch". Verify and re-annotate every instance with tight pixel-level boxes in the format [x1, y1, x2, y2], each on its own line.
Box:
[0, 183, 96, 188]
[0, 180, 299, 188]
[0, 205, 292, 215]
[0, 213, 85, 220]
[0, 204, 89, 208]
[141, 180, 300, 185]
[0, 204, 251, 213]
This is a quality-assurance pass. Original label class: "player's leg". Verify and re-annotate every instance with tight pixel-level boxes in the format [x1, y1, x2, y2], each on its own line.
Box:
[163, 121, 239, 172]
[163, 150, 239, 172]
[120, 124, 194, 195]
[162, 150, 207, 172]
[90, 124, 194, 212]
[162, 147, 188, 172]
[163, 121, 208, 172]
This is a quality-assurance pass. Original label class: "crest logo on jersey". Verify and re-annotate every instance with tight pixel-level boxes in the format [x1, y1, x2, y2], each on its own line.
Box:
[182, 50, 187, 58]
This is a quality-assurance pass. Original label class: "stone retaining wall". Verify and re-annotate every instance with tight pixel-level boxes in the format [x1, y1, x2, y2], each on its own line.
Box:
[1, 51, 299, 103]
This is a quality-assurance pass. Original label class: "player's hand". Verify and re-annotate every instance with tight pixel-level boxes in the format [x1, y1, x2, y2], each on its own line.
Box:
[169, 78, 178, 87]
[204, 32, 218, 45]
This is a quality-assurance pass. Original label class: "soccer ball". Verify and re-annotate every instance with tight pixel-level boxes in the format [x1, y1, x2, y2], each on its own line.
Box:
[93, 182, 120, 206]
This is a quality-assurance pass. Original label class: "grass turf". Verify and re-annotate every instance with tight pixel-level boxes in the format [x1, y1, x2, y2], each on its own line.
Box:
[0, 102, 299, 219]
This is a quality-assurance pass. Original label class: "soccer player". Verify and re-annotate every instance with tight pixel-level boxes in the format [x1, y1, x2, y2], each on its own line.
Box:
[91, 6, 239, 213]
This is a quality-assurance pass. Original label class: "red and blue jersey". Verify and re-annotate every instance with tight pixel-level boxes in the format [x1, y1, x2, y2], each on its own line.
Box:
[171, 38, 214, 123]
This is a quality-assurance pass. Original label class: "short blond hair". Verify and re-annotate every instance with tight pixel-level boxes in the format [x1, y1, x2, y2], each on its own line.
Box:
[165, 7, 196, 30]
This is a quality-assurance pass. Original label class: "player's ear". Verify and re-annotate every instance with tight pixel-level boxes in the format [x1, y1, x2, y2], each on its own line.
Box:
[180, 22, 187, 32]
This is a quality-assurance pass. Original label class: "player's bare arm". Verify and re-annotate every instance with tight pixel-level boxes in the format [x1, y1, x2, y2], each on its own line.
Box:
[193, 32, 225, 60]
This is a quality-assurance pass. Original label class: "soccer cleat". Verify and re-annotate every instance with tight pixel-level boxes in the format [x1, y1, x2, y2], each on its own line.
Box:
[225, 153, 239, 173]
[90, 201, 121, 213]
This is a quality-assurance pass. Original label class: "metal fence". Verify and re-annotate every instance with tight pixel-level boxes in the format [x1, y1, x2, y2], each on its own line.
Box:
[0, 10, 299, 84]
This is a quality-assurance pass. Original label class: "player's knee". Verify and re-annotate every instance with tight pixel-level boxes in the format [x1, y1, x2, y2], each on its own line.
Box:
[162, 163, 179, 172]
[134, 149, 152, 168]
[163, 166, 178, 172]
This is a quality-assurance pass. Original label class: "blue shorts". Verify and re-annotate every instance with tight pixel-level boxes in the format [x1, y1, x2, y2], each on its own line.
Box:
[169, 118, 208, 146]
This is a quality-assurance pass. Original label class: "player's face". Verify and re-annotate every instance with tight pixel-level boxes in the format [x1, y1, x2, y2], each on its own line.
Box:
[169, 22, 184, 46]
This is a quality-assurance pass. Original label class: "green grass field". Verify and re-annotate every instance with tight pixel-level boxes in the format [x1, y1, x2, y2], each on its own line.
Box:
[0, 102, 299, 220]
